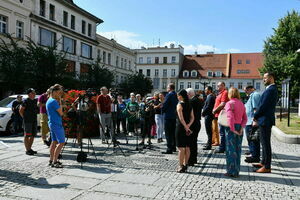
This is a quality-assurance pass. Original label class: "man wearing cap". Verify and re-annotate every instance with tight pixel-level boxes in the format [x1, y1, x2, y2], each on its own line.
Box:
[19, 88, 39, 155]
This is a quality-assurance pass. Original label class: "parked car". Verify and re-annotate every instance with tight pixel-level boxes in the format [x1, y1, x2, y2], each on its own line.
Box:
[0, 94, 40, 135]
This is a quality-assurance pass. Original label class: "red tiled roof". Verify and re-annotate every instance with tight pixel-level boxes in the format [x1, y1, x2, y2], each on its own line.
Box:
[230, 53, 263, 79]
[180, 54, 228, 78]
[180, 53, 264, 79]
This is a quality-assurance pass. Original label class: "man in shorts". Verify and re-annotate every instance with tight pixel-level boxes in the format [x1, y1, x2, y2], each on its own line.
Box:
[19, 88, 39, 155]
[46, 85, 65, 168]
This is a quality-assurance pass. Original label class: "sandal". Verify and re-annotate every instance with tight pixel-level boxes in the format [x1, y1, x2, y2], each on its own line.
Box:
[176, 165, 185, 173]
[51, 161, 63, 168]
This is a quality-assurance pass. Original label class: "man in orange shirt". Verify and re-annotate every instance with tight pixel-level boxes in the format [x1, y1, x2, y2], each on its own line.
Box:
[212, 82, 229, 153]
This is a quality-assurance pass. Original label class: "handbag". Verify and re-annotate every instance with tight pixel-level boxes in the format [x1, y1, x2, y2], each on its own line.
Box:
[218, 109, 229, 127]
[248, 126, 260, 142]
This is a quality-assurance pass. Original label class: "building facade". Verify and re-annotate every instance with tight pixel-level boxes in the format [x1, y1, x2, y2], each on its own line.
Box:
[0, 0, 136, 87]
[135, 44, 184, 92]
[179, 53, 265, 93]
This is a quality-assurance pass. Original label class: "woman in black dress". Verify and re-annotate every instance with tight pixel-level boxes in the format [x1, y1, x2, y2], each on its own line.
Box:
[176, 89, 194, 173]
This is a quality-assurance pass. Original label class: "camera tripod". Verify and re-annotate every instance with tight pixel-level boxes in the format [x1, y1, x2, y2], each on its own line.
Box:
[99, 114, 126, 156]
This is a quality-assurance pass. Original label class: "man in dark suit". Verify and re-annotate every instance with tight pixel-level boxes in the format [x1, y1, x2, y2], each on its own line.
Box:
[162, 83, 178, 154]
[202, 86, 216, 150]
[253, 72, 278, 173]
[186, 88, 203, 165]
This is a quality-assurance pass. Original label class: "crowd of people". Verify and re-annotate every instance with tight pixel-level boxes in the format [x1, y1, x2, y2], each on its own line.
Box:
[11, 72, 278, 176]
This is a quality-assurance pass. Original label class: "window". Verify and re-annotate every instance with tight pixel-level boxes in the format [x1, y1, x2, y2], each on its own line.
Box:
[63, 11, 68, 27]
[88, 23, 92, 37]
[16, 21, 24, 39]
[71, 15, 75, 30]
[82, 20, 86, 34]
[171, 69, 176, 77]
[153, 78, 160, 89]
[171, 56, 176, 63]
[108, 53, 111, 65]
[63, 36, 76, 54]
[155, 57, 159, 64]
[212, 82, 216, 90]
[139, 69, 143, 74]
[146, 69, 151, 77]
[139, 57, 143, 64]
[179, 82, 184, 90]
[247, 82, 252, 86]
[116, 56, 119, 66]
[116, 75, 119, 84]
[191, 71, 197, 77]
[39, 28, 56, 47]
[80, 63, 90, 73]
[195, 82, 200, 90]
[237, 70, 250, 74]
[124, 59, 127, 69]
[238, 82, 243, 89]
[147, 57, 151, 64]
[162, 81, 167, 89]
[207, 71, 213, 77]
[183, 71, 189, 77]
[238, 59, 242, 64]
[40, 0, 45, 16]
[163, 69, 167, 77]
[49, 4, 55, 21]
[121, 58, 123, 68]
[246, 59, 250, 64]
[102, 51, 106, 63]
[256, 82, 261, 90]
[154, 69, 159, 77]
[128, 61, 131, 70]
[97, 49, 100, 59]
[215, 71, 222, 77]
[120, 76, 123, 83]
[0, 15, 8, 34]
[229, 82, 234, 88]
[163, 57, 167, 64]
[187, 82, 192, 88]
[81, 43, 92, 58]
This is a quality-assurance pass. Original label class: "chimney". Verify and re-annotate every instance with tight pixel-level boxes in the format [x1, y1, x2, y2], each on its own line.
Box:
[170, 43, 175, 48]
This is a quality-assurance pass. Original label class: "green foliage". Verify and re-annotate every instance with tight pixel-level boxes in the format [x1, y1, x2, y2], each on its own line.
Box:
[262, 10, 300, 98]
[119, 73, 153, 96]
[79, 57, 114, 89]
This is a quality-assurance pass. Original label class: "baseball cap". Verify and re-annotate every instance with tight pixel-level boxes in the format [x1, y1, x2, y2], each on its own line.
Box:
[26, 88, 35, 94]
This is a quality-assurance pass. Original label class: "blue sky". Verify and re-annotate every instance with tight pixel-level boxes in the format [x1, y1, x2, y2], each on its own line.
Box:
[74, 0, 299, 54]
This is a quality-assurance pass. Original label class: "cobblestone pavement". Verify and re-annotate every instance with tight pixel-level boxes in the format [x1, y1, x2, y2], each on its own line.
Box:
[0, 121, 299, 200]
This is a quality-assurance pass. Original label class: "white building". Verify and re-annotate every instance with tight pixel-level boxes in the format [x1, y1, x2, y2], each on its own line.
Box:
[0, 0, 136, 85]
[135, 44, 184, 92]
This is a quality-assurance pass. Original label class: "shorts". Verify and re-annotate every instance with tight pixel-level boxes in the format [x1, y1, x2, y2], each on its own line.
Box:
[49, 124, 65, 144]
[24, 122, 38, 137]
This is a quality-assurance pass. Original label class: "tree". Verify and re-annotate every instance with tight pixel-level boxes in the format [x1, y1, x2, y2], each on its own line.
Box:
[79, 57, 114, 89]
[119, 73, 153, 96]
[0, 35, 29, 93]
[261, 10, 300, 99]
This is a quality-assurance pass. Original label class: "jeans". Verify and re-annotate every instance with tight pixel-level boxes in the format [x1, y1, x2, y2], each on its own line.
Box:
[13, 114, 23, 133]
[245, 125, 260, 159]
[165, 118, 176, 152]
[259, 125, 272, 169]
[99, 113, 115, 141]
[218, 124, 226, 151]
[225, 124, 243, 176]
[117, 118, 127, 134]
[155, 114, 164, 139]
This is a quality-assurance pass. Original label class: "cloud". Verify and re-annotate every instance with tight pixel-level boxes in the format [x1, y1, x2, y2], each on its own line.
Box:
[98, 30, 240, 54]
[97, 30, 147, 49]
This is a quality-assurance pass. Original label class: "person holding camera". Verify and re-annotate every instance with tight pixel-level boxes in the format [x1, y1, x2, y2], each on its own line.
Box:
[46, 85, 65, 168]
[175, 89, 194, 173]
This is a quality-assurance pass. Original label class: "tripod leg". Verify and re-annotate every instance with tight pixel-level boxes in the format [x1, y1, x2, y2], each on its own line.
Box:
[88, 138, 97, 160]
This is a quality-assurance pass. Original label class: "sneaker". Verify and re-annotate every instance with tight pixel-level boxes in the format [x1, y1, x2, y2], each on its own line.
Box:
[245, 157, 260, 163]
[51, 161, 63, 168]
[26, 151, 34, 156]
[48, 160, 53, 166]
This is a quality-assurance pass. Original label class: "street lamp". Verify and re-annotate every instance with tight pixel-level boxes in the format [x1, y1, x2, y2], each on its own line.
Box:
[199, 77, 211, 91]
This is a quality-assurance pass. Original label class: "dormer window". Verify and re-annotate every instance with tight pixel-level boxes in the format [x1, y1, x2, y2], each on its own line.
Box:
[191, 70, 197, 77]
[215, 71, 222, 77]
[207, 71, 213, 77]
[183, 70, 189, 77]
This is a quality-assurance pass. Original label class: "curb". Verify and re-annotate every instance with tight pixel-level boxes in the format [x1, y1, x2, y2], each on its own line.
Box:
[272, 126, 300, 144]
